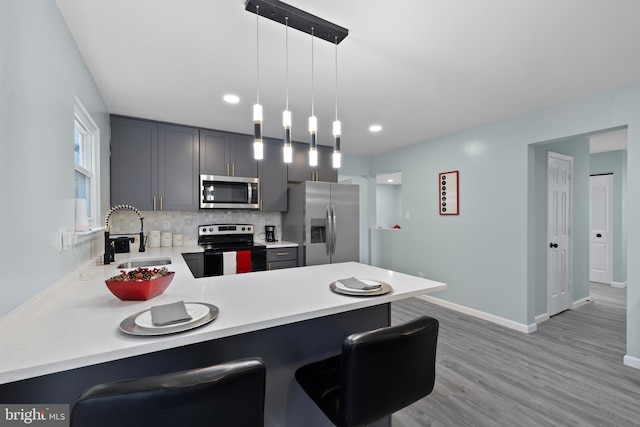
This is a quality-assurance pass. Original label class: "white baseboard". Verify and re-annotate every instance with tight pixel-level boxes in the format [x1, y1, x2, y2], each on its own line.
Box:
[572, 296, 589, 309]
[623, 355, 640, 370]
[417, 295, 537, 334]
[612, 281, 627, 288]
[535, 313, 549, 324]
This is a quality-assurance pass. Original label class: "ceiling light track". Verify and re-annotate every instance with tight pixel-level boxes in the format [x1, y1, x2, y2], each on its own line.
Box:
[245, 0, 348, 44]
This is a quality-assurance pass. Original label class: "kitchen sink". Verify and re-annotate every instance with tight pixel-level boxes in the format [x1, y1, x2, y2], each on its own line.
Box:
[116, 257, 172, 269]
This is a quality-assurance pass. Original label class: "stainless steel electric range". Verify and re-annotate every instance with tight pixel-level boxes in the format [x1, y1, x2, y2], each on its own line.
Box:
[197, 224, 266, 277]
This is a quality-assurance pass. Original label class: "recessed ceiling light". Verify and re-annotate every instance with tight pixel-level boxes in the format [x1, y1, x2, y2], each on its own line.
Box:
[223, 94, 240, 104]
[387, 179, 394, 183]
[369, 125, 382, 132]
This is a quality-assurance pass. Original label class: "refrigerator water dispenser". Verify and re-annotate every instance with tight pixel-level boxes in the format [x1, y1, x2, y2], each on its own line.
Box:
[310, 218, 327, 244]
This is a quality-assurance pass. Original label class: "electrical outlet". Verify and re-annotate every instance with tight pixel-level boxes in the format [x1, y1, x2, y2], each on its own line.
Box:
[404, 211, 411, 221]
[418, 272, 424, 278]
[163, 220, 170, 230]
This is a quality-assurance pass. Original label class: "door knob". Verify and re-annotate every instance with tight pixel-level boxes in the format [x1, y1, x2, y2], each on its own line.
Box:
[549, 243, 558, 248]
[596, 233, 602, 238]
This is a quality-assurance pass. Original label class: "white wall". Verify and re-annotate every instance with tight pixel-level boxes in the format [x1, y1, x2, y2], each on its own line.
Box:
[0, 0, 109, 316]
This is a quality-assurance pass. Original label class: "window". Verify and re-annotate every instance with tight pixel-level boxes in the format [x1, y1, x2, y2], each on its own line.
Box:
[74, 98, 100, 228]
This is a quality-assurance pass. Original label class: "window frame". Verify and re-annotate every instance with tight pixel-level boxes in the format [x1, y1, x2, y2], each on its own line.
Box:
[74, 97, 100, 227]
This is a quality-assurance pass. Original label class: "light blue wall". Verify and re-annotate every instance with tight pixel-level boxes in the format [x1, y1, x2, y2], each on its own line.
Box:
[590, 150, 628, 284]
[0, 1, 109, 316]
[361, 81, 640, 362]
[532, 136, 591, 316]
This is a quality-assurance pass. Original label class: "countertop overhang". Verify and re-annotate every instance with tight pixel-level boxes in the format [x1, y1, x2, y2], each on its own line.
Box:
[0, 246, 445, 384]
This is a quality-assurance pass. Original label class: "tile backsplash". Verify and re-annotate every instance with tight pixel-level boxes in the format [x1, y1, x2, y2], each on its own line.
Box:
[109, 210, 282, 245]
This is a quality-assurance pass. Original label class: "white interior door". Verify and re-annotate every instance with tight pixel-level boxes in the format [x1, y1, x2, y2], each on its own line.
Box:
[547, 152, 572, 316]
[590, 174, 613, 284]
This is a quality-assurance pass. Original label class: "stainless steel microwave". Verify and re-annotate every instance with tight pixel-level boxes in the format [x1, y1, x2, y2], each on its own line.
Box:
[200, 174, 260, 209]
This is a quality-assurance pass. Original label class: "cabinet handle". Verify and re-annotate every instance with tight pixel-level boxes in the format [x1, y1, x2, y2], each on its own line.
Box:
[260, 199, 263, 211]
[160, 196, 163, 211]
[276, 252, 288, 256]
[232, 164, 235, 176]
[226, 164, 230, 176]
[153, 196, 157, 211]
[267, 263, 271, 270]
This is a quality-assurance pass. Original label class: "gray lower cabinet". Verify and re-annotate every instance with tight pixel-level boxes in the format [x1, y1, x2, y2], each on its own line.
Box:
[182, 252, 204, 278]
[267, 247, 298, 270]
[258, 138, 288, 212]
[288, 142, 337, 183]
[111, 116, 200, 211]
[200, 129, 257, 178]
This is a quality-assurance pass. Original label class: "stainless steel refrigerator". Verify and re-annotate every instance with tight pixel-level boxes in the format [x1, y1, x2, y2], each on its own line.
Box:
[282, 181, 359, 266]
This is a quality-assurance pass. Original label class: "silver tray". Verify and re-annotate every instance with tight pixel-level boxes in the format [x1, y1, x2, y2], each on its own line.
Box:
[329, 279, 392, 296]
[119, 302, 219, 336]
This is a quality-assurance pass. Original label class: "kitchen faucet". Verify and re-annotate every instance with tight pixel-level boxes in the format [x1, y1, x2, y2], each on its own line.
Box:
[104, 205, 145, 265]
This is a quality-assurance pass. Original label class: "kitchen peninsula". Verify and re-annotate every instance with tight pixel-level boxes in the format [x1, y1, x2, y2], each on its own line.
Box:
[0, 247, 446, 426]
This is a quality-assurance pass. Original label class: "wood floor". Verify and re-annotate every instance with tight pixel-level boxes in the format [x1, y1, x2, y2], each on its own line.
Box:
[390, 283, 640, 426]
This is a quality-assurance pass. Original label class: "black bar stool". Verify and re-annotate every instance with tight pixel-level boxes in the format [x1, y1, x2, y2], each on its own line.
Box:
[295, 316, 439, 427]
[71, 357, 266, 427]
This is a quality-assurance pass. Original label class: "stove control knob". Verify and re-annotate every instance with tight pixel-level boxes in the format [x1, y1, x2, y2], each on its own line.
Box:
[201, 227, 206, 233]
[241, 227, 246, 231]
[209, 227, 214, 232]
[247, 226, 252, 232]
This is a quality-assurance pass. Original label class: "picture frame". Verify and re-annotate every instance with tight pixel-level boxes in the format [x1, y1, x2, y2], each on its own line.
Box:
[439, 170, 459, 215]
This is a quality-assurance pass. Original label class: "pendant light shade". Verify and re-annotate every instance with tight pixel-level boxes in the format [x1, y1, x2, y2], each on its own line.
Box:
[332, 36, 341, 169]
[309, 114, 318, 167]
[309, 27, 318, 167]
[253, 103, 263, 160]
[332, 120, 341, 168]
[253, 5, 263, 160]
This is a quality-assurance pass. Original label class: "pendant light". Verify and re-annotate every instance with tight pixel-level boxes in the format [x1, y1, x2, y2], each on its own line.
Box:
[332, 36, 341, 169]
[253, 5, 264, 160]
[282, 17, 292, 163]
[308, 27, 318, 167]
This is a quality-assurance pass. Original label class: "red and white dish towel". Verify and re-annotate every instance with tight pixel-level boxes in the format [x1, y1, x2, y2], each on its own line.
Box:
[222, 251, 252, 275]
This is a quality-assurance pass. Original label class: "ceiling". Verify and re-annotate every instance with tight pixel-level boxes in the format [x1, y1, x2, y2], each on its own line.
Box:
[54, 0, 640, 157]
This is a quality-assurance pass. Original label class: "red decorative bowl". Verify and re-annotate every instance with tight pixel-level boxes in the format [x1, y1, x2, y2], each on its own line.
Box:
[105, 272, 175, 301]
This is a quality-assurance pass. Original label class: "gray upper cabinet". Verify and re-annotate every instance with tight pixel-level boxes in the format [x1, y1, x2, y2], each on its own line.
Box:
[111, 116, 157, 211]
[200, 129, 257, 178]
[288, 141, 337, 183]
[110, 116, 200, 211]
[158, 124, 200, 211]
[258, 138, 288, 212]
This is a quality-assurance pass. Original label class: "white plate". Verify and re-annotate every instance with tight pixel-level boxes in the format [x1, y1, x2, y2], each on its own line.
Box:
[330, 280, 392, 297]
[335, 279, 383, 293]
[135, 303, 210, 329]
[119, 303, 219, 336]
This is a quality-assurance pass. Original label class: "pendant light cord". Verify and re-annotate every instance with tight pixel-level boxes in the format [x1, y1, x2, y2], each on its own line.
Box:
[311, 27, 314, 117]
[256, 5, 260, 105]
[334, 36, 338, 120]
[285, 17, 289, 110]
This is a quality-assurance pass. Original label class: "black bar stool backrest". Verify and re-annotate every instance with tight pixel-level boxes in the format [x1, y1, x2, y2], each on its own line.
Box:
[71, 357, 266, 427]
[296, 316, 439, 427]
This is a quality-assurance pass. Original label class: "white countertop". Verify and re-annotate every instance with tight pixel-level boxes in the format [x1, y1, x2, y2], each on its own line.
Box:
[262, 240, 298, 248]
[0, 246, 445, 384]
